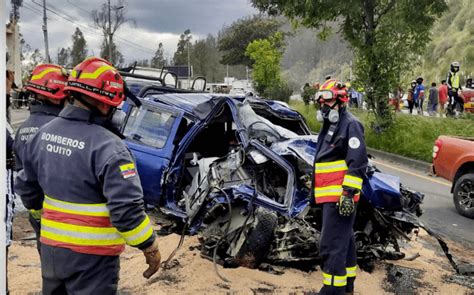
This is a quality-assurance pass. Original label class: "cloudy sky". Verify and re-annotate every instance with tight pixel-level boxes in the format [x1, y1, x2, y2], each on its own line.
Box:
[7, 0, 258, 64]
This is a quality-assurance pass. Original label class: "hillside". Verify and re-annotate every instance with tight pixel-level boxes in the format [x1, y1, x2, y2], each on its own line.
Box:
[413, 0, 474, 85]
[280, 0, 473, 89]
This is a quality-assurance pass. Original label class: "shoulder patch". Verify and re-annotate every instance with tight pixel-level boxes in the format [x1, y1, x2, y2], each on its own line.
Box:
[120, 163, 137, 179]
[348, 137, 360, 149]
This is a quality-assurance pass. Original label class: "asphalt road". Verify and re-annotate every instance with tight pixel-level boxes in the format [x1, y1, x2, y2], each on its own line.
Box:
[373, 158, 474, 250]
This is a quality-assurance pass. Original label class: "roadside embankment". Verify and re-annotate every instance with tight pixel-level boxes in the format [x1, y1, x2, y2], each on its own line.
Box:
[291, 102, 474, 163]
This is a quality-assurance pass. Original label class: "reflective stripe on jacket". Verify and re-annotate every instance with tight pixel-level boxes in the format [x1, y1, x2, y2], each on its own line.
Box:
[15, 105, 156, 255]
[314, 160, 362, 203]
[40, 194, 153, 256]
[313, 108, 368, 204]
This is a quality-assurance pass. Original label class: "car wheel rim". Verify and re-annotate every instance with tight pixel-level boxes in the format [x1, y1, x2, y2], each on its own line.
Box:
[458, 180, 474, 209]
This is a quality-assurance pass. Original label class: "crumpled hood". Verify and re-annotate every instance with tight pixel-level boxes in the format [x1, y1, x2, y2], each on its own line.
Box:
[270, 135, 318, 165]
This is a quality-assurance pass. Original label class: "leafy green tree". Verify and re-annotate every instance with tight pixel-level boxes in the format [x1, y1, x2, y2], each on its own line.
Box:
[56, 47, 70, 67]
[70, 27, 88, 66]
[251, 0, 447, 128]
[151, 42, 165, 68]
[173, 29, 192, 65]
[190, 34, 232, 82]
[218, 15, 282, 66]
[245, 32, 284, 95]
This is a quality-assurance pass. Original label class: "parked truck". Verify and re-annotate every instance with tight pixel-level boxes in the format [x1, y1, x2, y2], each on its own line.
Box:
[432, 136, 474, 218]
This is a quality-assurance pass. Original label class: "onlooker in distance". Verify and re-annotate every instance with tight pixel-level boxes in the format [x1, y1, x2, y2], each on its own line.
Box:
[438, 80, 448, 115]
[428, 82, 439, 116]
[446, 61, 462, 116]
[407, 80, 417, 114]
[302, 83, 313, 105]
[414, 77, 425, 115]
[6, 70, 17, 123]
[394, 86, 403, 112]
[466, 78, 473, 89]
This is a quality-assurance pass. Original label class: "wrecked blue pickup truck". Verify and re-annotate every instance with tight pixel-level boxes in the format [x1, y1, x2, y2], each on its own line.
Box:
[120, 92, 424, 271]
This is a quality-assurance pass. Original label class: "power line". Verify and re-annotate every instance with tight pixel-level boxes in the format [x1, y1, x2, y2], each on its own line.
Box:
[66, 0, 91, 15]
[63, 0, 157, 54]
[31, 0, 156, 55]
[23, 3, 44, 15]
[23, 2, 54, 19]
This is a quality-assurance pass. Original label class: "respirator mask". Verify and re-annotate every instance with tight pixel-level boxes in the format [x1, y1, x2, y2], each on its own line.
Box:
[316, 90, 340, 123]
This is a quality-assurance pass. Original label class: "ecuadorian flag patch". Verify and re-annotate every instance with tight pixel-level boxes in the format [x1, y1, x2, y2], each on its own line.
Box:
[120, 163, 137, 179]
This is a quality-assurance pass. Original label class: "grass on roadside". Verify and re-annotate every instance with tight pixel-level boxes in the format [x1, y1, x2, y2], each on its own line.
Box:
[290, 102, 474, 163]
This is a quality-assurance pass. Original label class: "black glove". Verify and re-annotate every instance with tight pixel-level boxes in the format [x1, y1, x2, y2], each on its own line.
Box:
[337, 191, 355, 217]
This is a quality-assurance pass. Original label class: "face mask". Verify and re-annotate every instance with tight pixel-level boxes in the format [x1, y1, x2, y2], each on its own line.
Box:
[328, 109, 339, 123]
[319, 102, 340, 123]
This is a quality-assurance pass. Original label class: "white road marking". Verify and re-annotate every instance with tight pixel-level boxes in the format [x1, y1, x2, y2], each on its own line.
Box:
[373, 160, 452, 187]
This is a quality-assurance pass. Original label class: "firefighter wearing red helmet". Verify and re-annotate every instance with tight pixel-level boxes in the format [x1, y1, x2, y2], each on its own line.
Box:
[15, 57, 161, 294]
[313, 79, 368, 295]
[14, 64, 69, 254]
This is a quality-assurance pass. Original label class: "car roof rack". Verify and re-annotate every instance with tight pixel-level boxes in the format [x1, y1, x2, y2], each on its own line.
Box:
[119, 64, 207, 95]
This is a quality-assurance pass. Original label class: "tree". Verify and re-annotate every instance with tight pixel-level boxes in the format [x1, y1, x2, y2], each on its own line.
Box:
[218, 15, 282, 66]
[151, 42, 165, 68]
[173, 29, 192, 65]
[57, 47, 70, 67]
[10, 0, 23, 20]
[100, 38, 124, 65]
[92, 0, 132, 64]
[251, 0, 447, 128]
[245, 32, 284, 94]
[70, 27, 88, 66]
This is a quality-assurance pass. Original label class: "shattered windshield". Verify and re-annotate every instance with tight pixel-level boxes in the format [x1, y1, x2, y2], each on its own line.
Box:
[237, 102, 297, 141]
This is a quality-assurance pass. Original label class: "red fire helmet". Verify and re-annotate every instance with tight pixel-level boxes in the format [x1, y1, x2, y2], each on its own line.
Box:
[26, 64, 68, 100]
[64, 57, 124, 107]
[317, 79, 349, 103]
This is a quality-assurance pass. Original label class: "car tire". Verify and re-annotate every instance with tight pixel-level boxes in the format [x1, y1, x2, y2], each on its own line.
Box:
[232, 208, 278, 269]
[453, 173, 474, 219]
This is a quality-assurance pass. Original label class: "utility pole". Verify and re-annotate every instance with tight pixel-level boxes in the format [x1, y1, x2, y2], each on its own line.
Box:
[108, 0, 113, 64]
[187, 40, 190, 89]
[42, 0, 50, 63]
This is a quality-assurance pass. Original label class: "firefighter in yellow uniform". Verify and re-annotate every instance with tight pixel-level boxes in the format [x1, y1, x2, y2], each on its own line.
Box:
[15, 57, 161, 294]
[313, 80, 368, 295]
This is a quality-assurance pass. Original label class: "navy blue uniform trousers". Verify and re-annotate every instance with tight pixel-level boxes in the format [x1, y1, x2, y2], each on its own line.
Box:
[319, 203, 357, 295]
[41, 244, 120, 295]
